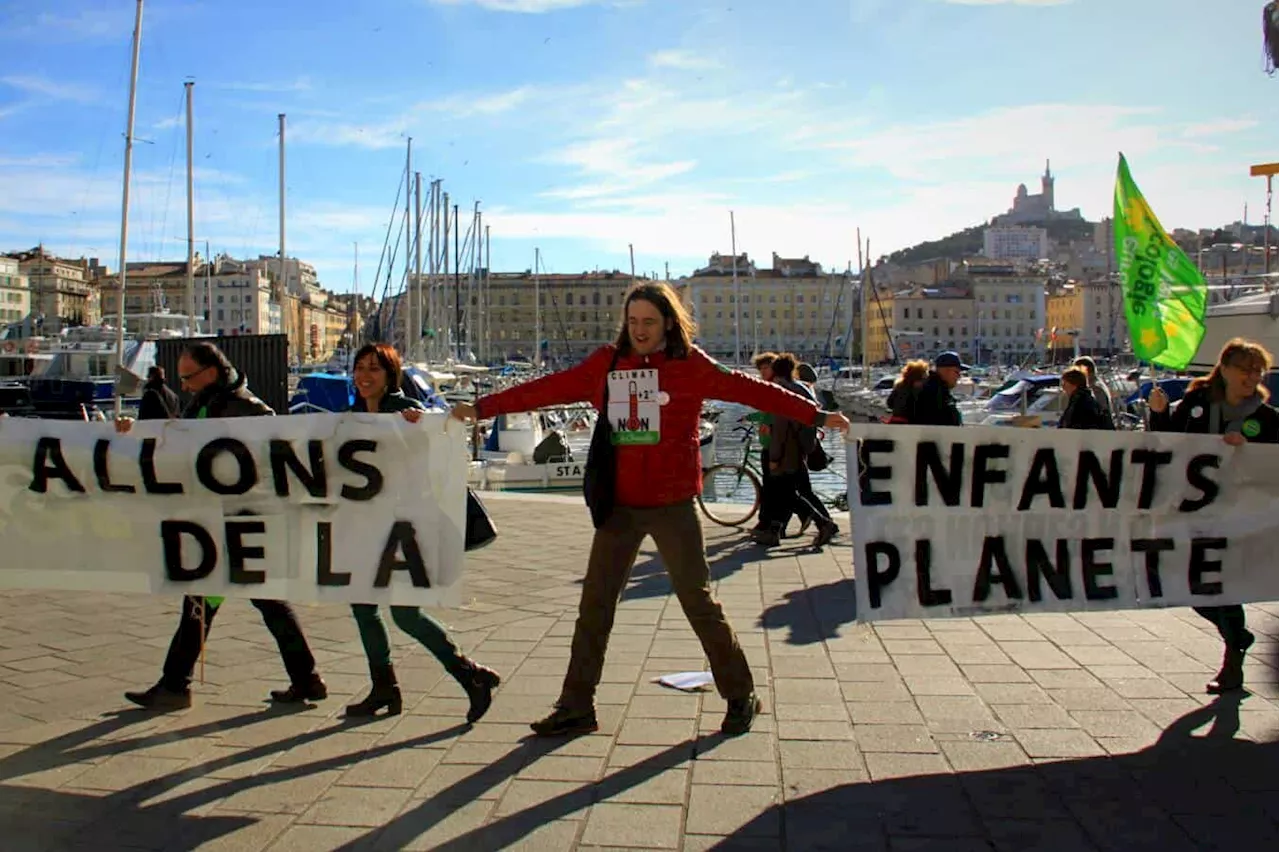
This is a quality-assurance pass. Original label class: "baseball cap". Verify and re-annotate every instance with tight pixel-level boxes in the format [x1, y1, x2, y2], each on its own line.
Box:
[797, 362, 818, 384]
[935, 351, 970, 371]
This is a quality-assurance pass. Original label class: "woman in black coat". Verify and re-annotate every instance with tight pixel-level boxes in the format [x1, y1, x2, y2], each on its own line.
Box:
[1058, 367, 1113, 430]
[1148, 338, 1278, 694]
[344, 343, 500, 722]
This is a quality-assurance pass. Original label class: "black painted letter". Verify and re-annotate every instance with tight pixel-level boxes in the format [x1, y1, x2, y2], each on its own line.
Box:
[1016, 448, 1066, 511]
[93, 439, 135, 493]
[269, 439, 328, 498]
[914, 539, 952, 607]
[1129, 449, 1173, 510]
[1179, 454, 1221, 513]
[1131, 538, 1175, 598]
[972, 537, 1024, 602]
[914, 442, 963, 507]
[857, 439, 894, 507]
[315, 522, 350, 586]
[1026, 539, 1072, 602]
[1189, 537, 1227, 596]
[140, 438, 184, 494]
[226, 520, 267, 584]
[161, 520, 217, 582]
[195, 438, 258, 496]
[338, 439, 384, 501]
[970, 443, 1010, 508]
[373, 521, 431, 588]
[1072, 449, 1123, 510]
[29, 437, 85, 494]
[1081, 538, 1118, 600]
[864, 542, 900, 609]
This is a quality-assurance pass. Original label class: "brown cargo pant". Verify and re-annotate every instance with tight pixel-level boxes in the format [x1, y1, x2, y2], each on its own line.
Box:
[559, 500, 754, 711]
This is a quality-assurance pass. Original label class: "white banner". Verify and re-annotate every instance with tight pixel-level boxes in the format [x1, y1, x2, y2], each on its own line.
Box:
[847, 424, 1279, 622]
[0, 414, 469, 607]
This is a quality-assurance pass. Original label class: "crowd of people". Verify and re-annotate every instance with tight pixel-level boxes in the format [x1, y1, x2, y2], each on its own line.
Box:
[101, 281, 1273, 739]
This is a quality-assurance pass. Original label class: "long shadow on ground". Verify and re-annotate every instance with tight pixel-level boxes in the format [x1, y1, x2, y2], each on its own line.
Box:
[711, 694, 1276, 852]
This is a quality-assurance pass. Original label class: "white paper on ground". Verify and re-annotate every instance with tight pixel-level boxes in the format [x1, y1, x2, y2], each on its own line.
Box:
[653, 671, 715, 692]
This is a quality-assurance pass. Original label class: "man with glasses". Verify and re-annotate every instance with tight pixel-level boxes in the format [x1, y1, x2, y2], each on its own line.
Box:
[117, 342, 327, 710]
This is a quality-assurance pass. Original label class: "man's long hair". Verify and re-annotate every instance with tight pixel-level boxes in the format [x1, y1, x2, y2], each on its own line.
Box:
[613, 281, 697, 359]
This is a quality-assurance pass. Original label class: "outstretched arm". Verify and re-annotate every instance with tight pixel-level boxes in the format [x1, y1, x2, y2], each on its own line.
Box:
[456, 346, 613, 422]
[694, 349, 849, 431]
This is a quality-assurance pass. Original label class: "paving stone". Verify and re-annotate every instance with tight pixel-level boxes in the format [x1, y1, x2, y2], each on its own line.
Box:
[585, 801, 684, 848]
[694, 760, 779, 787]
[862, 751, 950, 780]
[773, 679, 845, 705]
[617, 718, 697, 746]
[938, 739, 1030, 770]
[686, 784, 780, 836]
[840, 680, 912, 702]
[1042, 688, 1133, 712]
[1101, 677, 1187, 699]
[993, 704, 1079, 730]
[778, 741, 863, 770]
[957, 663, 1032, 683]
[902, 675, 975, 696]
[1067, 711, 1162, 739]
[597, 769, 690, 805]
[853, 724, 938, 754]
[775, 720, 854, 741]
[973, 682, 1053, 705]
[1013, 729, 1106, 758]
[495, 779, 594, 817]
[298, 786, 413, 827]
[846, 701, 925, 725]
[999, 642, 1080, 670]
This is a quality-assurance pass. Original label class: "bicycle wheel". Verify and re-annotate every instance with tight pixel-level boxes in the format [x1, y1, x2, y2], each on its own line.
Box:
[697, 463, 762, 527]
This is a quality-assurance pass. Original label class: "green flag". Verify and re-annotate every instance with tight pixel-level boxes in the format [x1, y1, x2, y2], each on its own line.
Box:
[1113, 153, 1208, 369]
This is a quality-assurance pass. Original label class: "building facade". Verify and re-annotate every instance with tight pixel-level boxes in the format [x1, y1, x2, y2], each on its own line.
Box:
[0, 257, 31, 335]
[983, 226, 1049, 262]
[7, 247, 98, 332]
[958, 260, 1048, 364]
[680, 253, 858, 363]
[1045, 280, 1130, 358]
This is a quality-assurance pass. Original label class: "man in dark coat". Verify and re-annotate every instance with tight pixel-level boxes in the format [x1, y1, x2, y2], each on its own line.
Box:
[120, 342, 327, 711]
[907, 351, 966, 427]
[137, 366, 180, 420]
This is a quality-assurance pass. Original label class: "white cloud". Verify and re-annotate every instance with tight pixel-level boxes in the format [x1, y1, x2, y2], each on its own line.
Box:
[428, 0, 624, 12]
[648, 50, 720, 71]
[0, 74, 99, 104]
[290, 86, 536, 150]
[1182, 118, 1259, 138]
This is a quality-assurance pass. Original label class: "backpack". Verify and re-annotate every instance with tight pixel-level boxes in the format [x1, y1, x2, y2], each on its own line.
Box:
[805, 428, 832, 472]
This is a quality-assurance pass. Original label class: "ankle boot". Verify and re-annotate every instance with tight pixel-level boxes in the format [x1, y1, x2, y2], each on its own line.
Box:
[458, 659, 501, 724]
[346, 663, 402, 717]
[1206, 646, 1245, 694]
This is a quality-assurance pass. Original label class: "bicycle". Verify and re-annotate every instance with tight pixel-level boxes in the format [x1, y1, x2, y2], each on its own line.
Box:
[697, 421, 851, 528]
[697, 423, 763, 527]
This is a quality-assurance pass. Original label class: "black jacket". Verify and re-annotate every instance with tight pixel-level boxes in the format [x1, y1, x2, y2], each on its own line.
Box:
[138, 377, 180, 421]
[886, 382, 917, 421]
[352, 389, 426, 414]
[1058, 387, 1112, 430]
[908, 373, 962, 427]
[1149, 385, 1279, 444]
[183, 369, 274, 419]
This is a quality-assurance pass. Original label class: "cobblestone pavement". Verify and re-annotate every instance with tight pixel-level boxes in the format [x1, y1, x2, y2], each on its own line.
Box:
[0, 493, 1274, 851]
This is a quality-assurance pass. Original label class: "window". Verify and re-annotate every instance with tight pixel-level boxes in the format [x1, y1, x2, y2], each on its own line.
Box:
[916, 308, 923, 319]
[797, 295, 805, 304]
[903, 308, 909, 319]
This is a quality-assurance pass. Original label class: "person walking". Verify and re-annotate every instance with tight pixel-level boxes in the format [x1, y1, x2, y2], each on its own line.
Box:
[1072, 356, 1114, 428]
[452, 282, 851, 737]
[344, 342, 501, 722]
[117, 342, 326, 711]
[748, 352, 781, 536]
[1148, 338, 1277, 694]
[1058, 367, 1113, 430]
[137, 365, 180, 420]
[885, 360, 928, 424]
[907, 352, 966, 426]
[754, 354, 839, 548]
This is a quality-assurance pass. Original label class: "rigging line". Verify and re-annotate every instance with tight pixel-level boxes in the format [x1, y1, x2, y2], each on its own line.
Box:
[539, 252, 574, 364]
[154, 87, 186, 262]
[70, 42, 131, 256]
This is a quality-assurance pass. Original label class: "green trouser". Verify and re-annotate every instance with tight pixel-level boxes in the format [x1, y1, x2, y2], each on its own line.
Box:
[350, 604, 467, 679]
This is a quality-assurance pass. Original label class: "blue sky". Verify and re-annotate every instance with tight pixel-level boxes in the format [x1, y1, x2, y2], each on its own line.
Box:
[0, 0, 1275, 297]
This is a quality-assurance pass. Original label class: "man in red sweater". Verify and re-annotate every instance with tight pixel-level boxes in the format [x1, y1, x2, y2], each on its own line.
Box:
[454, 282, 850, 737]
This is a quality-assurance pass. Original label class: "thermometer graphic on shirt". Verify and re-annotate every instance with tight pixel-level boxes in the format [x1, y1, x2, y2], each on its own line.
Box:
[626, 381, 640, 431]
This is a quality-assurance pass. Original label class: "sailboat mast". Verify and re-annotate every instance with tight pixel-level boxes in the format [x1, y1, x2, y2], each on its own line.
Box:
[481, 222, 486, 360]
[414, 171, 423, 363]
[730, 211, 740, 366]
[184, 80, 196, 335]
[113, 0, 144, 420]
[534, 247, 542, 370]
[278, 113, 286, 327]
[403, 138, 412, 356]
